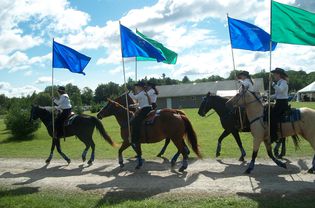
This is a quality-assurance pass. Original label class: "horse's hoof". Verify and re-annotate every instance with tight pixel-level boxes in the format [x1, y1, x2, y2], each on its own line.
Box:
[45, 159, 51, 164]
[87, 160, 93, 165]
[178, 166, 187, 172]
[280, 163, 287, 169]
[82, 157, 86, 162]
[171, 160, 176, 167]
[135, 165, 141, 170]
[307, 168, 314, 174]
[216, 152, 220, 157]
[119, 163, 124, 168]
[66, 159, 71, 165]
[239, 157, 245, 162]
[244, 168, 252, 174]
[157, 153, 163, 157]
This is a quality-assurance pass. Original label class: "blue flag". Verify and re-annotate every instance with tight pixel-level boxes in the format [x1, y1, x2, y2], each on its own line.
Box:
[228, 17, 277, 51]
[120, 24, 166, 62]
[52, 40, 91, 75]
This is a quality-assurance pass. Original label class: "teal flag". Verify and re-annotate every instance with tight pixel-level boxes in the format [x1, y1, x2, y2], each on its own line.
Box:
[272, 1, 315, 46]
[136, 30, 177, 64]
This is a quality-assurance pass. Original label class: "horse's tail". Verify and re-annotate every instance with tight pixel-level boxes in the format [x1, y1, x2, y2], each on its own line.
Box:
[291, 135, 300, 150]
[181, 115, 202, 159]
[92, 117, 119, 147]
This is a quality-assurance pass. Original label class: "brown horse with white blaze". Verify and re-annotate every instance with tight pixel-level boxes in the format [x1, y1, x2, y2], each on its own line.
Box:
[97, 94, 202, 172]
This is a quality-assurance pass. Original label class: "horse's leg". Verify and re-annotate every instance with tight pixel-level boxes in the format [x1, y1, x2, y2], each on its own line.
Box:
[55, 139, 71, 164]
[216, 130, 230, 157]
[231, 130, 246, 161]
[118, 140, 130, 168]
[81, 142, 90, 162]
[171, 137, 188, 172]
[307, 154, 315, 174]
[87, 139, 95, 165]
[157, 138, 171, 157]
[245, 138, 262, 174]
[135, 144, 143, 169]
[274, 138, 286, 158]
[170, 141, 190, 167]
[264, 140, 286, 169]
[46, 138, 56, 163]
[279, 138, 286, 158]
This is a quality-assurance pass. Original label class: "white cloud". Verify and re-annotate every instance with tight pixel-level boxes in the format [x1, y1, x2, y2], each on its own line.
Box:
[0, 82, 40, 98]
[35, 76, 74, 86]
[0, 52, 50, 72]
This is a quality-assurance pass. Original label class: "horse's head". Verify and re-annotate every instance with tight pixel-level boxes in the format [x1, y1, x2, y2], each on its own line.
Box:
[198, 92, 215, 117]
[29, 105, 39, 122]
[97, 93, 134, 120]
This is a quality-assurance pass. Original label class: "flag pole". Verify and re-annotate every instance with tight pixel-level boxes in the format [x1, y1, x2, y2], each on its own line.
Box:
[227, 13, 243, 130]
[135, 57, 138, 81]
[119, 21, 132, 143]
[52, 39, 55, 139]
[268, 0, 273, 140]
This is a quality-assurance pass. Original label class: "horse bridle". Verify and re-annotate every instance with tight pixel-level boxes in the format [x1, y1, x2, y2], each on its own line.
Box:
[200, 96, 215, 118]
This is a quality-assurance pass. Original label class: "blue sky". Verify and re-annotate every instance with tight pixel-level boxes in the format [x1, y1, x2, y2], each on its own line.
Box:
[0, 0, 315, 97]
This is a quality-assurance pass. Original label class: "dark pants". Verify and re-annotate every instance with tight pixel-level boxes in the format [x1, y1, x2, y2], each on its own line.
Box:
[131, 106, 152, 144]
[271, 99, 288, 141]
[152, 103, 157, 110]
[55, 108, 72, 138]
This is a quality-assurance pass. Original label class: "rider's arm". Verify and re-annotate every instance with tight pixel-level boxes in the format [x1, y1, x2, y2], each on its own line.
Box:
[273, 80, 287, 94]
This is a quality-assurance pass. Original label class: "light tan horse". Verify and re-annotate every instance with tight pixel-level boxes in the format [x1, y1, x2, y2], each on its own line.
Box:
[97, 94, 202, 172]
[227, 89, 315, 174]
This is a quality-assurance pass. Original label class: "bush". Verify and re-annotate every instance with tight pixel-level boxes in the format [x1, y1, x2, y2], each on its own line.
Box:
[73, 105, 84, 115]
[90, 103, 102, 113]
[4, 101, 40, 138]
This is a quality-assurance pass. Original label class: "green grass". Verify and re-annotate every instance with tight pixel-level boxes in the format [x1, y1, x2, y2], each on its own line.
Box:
[0, 187, 314, 208]
[0, 102, 315, 160]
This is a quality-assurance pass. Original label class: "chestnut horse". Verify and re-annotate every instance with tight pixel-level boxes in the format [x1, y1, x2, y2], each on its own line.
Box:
[97, 94, 202, 172]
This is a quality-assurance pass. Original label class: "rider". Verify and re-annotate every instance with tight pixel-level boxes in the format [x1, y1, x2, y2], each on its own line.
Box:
[270, 68, 289, 141]
[146, 82, 159, 110]
[237, 71, 254, 92]
[53, 86, 72, 138]
[129, 81, 152, 146]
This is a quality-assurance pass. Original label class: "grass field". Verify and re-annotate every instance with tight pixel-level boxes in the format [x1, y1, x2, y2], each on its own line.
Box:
[1, 102, 315, 208]
[0, 102, 315, 160]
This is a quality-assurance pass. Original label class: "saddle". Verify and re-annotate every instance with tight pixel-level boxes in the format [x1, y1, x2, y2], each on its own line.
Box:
[144, 109, 161, 125]
[63, 112, 77, 126]
[263, 105, 301, 123]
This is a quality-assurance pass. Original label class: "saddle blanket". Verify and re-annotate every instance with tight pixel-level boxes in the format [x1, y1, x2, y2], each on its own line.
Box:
[264, 108, 301, 123]
[64, 114, 78, 126]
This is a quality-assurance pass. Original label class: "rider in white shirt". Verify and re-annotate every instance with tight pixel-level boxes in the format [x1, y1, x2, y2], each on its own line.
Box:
[146, 82, 159, 110]
[237, 71, 254, 92]
[270, 68, 289, 141]
[128, 81, 152, 146]
[53, 86, 72, 138]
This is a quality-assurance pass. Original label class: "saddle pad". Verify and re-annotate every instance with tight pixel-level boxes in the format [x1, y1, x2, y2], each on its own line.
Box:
[145, 110, 161, 125]
[280, 109, 301, 123]
[263, 108, 301, 123]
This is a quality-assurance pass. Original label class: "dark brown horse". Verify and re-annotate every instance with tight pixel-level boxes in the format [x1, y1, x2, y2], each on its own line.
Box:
[30, 105, 117, 164]
[97, 94, 202, 172]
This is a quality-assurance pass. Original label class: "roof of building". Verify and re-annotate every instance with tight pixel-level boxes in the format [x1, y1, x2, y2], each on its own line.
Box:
[298, 81, 315, 93]
[156, 78, 264, 98]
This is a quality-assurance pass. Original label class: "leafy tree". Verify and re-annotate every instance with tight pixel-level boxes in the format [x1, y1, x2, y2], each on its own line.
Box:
[33, 92, 51, 106]
[94, 82, 120, 103]
[182, 76, 190, 83]
[81, 87, 93, 105]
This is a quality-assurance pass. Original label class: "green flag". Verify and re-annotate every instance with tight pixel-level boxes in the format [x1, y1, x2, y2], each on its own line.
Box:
[136, 30, 177, 64]
[271, 1, 315, 46]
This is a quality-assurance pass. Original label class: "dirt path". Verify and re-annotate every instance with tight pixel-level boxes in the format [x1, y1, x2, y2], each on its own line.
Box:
[0, 157, 314, 197]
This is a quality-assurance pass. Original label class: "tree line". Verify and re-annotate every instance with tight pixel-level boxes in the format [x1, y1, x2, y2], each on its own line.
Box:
[0, 69, 314, 115]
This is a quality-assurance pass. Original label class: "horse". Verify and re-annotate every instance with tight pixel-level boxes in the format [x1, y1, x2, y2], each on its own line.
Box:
[197, 93, 247, 161]
[29, 105, 117, 164]
[96, 94, 202, 172]
[227, 89, 315, 174]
